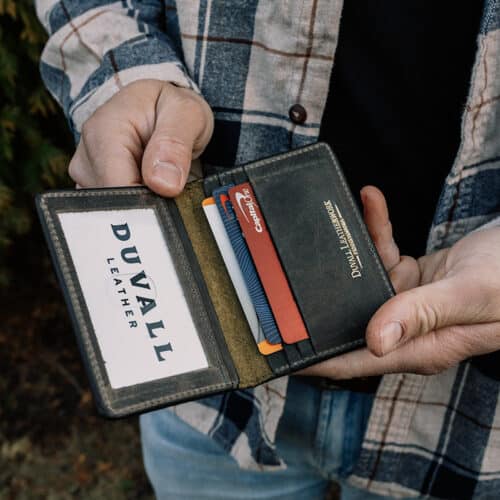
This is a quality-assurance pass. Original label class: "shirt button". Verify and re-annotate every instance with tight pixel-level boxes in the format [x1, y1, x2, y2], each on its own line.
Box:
[289, 104, 307, 124]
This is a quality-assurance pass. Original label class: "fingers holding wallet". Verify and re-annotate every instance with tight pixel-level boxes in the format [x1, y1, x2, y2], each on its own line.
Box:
[361, 185, 420, 292]
[68, 80, 213, 196]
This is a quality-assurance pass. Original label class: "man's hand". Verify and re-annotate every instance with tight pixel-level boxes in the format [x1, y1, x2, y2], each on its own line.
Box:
[68, 80, 214, 195]
[302, 186, 500, 379]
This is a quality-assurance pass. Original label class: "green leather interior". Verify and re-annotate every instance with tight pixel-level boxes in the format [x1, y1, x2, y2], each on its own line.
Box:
[175, 181, 272, 388]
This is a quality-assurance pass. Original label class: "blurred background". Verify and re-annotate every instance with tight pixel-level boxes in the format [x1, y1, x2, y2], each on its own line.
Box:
[0, 2, 153, 498]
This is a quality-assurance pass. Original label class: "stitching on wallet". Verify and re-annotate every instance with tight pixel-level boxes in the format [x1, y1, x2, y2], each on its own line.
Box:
[241, 143, 393, 295]
[108, 381, 233, 416]
[40, 190, 235, 412]
[42, 142, 394, 408]
[237, 142, 393, 365]
[42, 188, 150, 198]
[174, 188, 235, 375]
[39, 195, 109, 404]
[322, 145, 394, 295]
[273, 337, 365, 372]
[177, 187, 270, 387]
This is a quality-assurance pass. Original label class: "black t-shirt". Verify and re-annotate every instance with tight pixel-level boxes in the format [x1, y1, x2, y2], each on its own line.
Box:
[319, 1, 483, 257]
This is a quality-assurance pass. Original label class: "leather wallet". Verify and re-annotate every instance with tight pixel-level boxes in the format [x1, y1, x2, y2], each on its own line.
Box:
[36, 142, 394, 417]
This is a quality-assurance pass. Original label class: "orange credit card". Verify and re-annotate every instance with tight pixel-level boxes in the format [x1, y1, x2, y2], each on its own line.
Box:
[228, 183, 309, 344]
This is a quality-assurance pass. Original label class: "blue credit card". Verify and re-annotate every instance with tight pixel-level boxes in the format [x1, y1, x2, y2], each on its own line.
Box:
[213, 185, 282, 345]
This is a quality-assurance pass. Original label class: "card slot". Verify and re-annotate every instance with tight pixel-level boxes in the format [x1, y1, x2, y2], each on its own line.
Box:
[217, 170, 235, 188]
[283, 344, 303, 366]
[203, 167, 249, 197]
[266, 351, 289, 375]
[277, 335, 365, 374]
[227, 182, 309, 348]
[230, 166, 249, 185]
[175, 181, 274, 388]
[206, 168, 316, 369]
[203, 175, 221, 197]
[200, 174, 294, 376]
[296, 340, 315, 359]
[202, 188, 286, 376]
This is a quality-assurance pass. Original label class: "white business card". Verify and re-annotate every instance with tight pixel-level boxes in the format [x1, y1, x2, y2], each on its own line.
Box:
[58, 208, 208, 389]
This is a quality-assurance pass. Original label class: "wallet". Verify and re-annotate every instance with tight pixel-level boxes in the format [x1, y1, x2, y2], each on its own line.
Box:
[36, 142, 394, 417]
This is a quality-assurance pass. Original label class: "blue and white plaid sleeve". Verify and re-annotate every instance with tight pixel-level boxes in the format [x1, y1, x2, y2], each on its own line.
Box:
[36, 1, 198, 139]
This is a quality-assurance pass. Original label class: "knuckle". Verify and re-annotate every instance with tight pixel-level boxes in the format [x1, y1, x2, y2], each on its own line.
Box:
[417, 332, 464, 376]
[372, 233, 383, 247]
[417, 351, 449, 376]
[180, 94, 207, 119]
[413, 299, 439, 334]
[417, 363, 444, 376]
[427, 354, 457, 374]
[444, 326, 477, 358]
[81, 104, 112, 142]
[67, 158, 79, 181]
[474, 282, 500, 320]
[182, 98, 212, 137]
[151, 135, 191, 160]
[81, 116, 100, 145]
[403, 333, 451, 376]
[80, 119, 91, 139]
[380, 221, 393, 240]
[68, 148, 89, 184]
[169, 88, 212, 128]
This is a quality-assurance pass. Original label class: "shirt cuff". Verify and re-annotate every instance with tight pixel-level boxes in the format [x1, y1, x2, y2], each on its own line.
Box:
[70, 61, 199, 137]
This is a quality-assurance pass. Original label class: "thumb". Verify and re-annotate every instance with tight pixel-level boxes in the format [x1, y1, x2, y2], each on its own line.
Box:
[142, 85, 214, 197]
[366, 276, 492, 357]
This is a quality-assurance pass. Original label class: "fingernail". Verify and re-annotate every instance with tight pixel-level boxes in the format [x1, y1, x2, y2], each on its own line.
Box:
[380, 321, 403, 355]
[153, 160, 183, 189]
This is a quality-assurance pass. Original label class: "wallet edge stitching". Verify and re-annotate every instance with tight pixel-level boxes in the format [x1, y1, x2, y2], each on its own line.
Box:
[38, 190, 235, 416]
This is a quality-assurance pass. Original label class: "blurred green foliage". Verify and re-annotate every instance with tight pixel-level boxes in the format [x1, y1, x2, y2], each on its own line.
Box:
[0, 0, 72, 286]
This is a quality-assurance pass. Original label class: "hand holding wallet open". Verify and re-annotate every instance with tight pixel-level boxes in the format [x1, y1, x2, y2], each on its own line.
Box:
[36, 142, 394, 417]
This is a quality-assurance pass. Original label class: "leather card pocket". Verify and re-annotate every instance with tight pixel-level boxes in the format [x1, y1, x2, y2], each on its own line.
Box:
[244, 143, 394, 354]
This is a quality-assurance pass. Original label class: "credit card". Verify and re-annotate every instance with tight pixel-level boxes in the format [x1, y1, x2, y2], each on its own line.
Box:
[202, 197, 282, 355]
[228, 183, 309, 344]
[212, 185, 282, 346]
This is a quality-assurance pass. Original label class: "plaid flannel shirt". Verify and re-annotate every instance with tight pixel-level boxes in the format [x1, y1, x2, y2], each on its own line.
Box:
[37, 1, 500, 498]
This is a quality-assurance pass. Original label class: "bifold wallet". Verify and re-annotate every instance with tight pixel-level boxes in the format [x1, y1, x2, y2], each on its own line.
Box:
[36, 142, 394, 417]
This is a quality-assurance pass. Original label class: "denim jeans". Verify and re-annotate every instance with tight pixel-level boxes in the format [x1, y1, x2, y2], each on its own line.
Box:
[140, 376, 392, 499]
